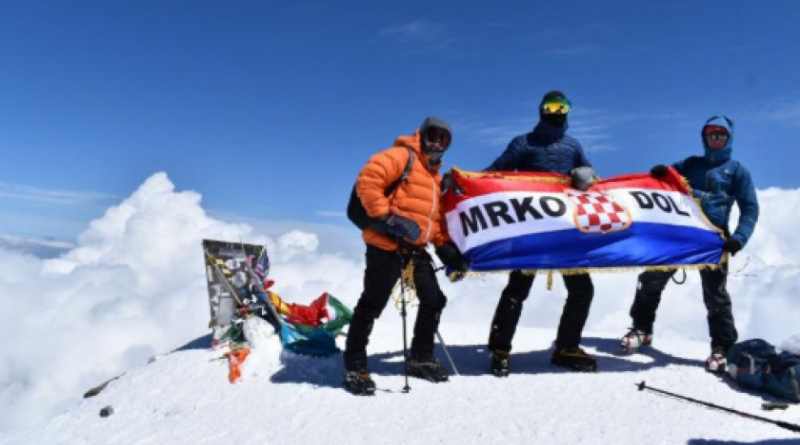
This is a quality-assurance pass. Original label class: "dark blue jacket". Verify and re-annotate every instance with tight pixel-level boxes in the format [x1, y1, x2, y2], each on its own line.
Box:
[485, 121, 591, 174]
[672, 116, 759, 246]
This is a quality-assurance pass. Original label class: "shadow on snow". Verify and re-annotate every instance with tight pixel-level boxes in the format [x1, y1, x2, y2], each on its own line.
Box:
[266, 336, 708, 389]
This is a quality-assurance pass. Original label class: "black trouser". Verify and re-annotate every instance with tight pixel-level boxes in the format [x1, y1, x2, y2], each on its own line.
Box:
[629, 264, 737, 350]
[488, 270, 594, 352]
[344, 244, 448, 370]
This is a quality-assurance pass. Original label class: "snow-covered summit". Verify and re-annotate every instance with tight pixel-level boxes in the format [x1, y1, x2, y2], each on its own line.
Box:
[2, 174, 799, 443]
[3, 322, 798, 445]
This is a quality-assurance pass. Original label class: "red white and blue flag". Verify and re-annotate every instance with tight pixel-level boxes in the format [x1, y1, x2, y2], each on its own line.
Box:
[442, 168, 725, 273]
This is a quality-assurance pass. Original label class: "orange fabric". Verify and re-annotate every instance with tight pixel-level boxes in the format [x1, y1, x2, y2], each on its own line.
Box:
[267, 290, 292, 317]
[356, 131, 450, 251]
[224, 348, 251, 384]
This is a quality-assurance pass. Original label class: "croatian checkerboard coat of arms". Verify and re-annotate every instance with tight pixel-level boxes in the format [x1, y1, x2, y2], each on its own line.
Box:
[567, 191, 632, 234]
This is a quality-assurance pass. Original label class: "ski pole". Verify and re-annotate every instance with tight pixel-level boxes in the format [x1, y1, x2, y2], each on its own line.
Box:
[435, 331, 459, 376]
[637, 381, 800, 433]
[397, 246, 411, 393]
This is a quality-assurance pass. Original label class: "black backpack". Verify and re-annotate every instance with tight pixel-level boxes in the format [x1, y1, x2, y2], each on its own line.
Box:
[347, 146, 415, 230]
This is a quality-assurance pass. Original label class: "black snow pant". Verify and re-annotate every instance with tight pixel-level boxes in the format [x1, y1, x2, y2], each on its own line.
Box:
[344, 244, 448, 370]
[488, 270, 594, 353]
[629, 264, 737, 351]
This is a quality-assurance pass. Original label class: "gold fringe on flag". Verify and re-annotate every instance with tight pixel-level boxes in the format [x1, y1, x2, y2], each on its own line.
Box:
[453, 262, 724, 284]
[452, 166, 572, 185]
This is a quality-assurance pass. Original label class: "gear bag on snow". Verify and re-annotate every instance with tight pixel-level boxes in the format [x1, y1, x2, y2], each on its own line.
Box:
[347, 145, 415, 229]
[727, 339, 800, 403]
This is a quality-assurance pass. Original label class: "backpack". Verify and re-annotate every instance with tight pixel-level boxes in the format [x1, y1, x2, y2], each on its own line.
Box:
[727, 339, 800, 403]
[765, 351, 800, 403]
[347, 145, 415, 230]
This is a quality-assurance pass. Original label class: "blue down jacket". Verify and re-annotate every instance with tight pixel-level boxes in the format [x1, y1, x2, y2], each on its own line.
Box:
[672, 116, 759, 246]
[485, 120, 591, 174]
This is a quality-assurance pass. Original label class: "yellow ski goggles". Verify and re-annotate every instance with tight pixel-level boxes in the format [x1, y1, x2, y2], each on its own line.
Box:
[541, 99, 571, 115]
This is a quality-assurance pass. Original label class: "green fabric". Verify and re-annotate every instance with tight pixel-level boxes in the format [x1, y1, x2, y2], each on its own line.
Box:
[321, 295, 352, 334]
[289, 295, 352, 336]
[220, 323, 244, 343]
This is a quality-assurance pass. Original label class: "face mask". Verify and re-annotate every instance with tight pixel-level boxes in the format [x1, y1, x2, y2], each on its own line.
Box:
[541, 113, 567, 128]
[422, 127, 450, 166]
[427, 149, 444, 166]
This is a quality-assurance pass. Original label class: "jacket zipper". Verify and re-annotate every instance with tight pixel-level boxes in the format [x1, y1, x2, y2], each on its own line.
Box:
[704, 154, 714, 207]
[424, 174, 437, 244]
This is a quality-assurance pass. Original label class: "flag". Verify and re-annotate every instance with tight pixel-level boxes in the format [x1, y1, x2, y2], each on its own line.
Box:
[442, 167, 724, 274]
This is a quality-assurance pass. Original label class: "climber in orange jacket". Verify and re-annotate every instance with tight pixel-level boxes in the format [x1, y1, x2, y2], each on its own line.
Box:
[343, 117, 468, 395]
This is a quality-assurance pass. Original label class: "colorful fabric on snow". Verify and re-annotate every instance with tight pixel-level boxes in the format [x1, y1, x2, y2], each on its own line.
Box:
[256, 290, 353, 357]
[202, 239, 353, 358]
[442, 168, 725, 273]
[266, 290, 330, 328]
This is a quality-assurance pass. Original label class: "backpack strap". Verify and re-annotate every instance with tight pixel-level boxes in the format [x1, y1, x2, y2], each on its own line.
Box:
[386, 145, 415, 196]
[399, 144, 415, 183]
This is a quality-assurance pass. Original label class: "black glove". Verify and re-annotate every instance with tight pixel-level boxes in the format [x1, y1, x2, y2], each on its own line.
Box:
[722, 238, 742, 256]
[442, 172, 455, 193]
[650, 164, 669, 178]
[381, 213, 421, 241]
[441, 171, 464, 196]
[435, 241, 470, 273]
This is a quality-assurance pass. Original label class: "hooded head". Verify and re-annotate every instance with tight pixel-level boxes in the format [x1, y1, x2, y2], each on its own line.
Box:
[539, 90, 570, 129]
[702, 115, 734, 163]
[419, 116, 453, 167]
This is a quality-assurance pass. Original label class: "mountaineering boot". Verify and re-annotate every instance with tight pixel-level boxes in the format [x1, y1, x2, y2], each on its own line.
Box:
[619, 327, 653, 353]
[551, 347, 597, 372]
[343, 368, 376, 396]
[407, 354, 449, 383]
[490, 349, 510, 378]
[706, 346, 728, 374]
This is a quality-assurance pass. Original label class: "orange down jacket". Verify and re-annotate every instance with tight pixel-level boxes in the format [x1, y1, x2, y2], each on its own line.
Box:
[356, 131, 450, 251]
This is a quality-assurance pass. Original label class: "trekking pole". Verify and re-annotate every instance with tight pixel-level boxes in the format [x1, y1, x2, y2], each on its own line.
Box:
[435, 331, 460, 376]
[397, 246, 412, 393]
[637, 381, 800, 433]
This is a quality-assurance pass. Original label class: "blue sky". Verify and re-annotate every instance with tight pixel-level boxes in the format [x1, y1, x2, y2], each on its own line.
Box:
[1, 0, 799, 243]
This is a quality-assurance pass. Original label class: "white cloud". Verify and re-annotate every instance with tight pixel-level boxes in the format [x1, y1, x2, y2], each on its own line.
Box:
[378, 20, 456, 52]
[0, 211, 87, 238]
[743, 91, 800, 126]
[783, 334, 800, 354]
[0, 235, 74, 258]
[0, 182, 116, 206]
[380, 20, 446, 43]
[452, 117, 532, 146]
[0, 173, 797, 433]
[454, 109, 685, 153]
[314, 210, 346, 218]
[533, 44, 599, 58]
[0, 172, 369, 432]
